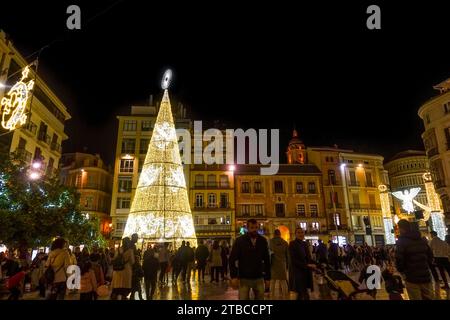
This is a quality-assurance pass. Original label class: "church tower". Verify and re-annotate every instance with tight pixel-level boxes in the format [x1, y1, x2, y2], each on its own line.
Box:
[286, 129, 306, 164]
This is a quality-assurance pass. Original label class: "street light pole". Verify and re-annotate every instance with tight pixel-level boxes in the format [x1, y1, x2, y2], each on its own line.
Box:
[331, 182, 340, 246]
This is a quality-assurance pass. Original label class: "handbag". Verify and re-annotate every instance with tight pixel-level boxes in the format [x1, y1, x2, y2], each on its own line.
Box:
[96, 284, 109, 297]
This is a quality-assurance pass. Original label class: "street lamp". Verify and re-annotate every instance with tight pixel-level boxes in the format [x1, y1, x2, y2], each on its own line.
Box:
[29, 171, 41, 180]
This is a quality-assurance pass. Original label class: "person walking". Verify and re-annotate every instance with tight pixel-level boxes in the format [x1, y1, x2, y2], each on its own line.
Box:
[209, 240, 222, 283]
[45, 238, 71, 300]
[269, 229, 289, 298]
[184, 242, 195, 284]
[111, 237, 135, 300]
[130, 253, 144, 300]
[429, 231, 450, 289]
[195, 240, 209, 282]
[143, 247, 159, 300]
[395, 219, 434, 300]
[229, 219, 271, 300]
[328, 240, 339, 270]
[316, 240, 328, 265]
[158, 243, 169, 285]
[289, 228, 316, 300]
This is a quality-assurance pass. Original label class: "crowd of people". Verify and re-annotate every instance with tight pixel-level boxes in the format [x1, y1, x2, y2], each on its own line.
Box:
[1, 218, 449, 301]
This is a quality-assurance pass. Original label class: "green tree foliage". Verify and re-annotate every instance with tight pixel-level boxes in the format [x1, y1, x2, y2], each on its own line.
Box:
[0, 149, 100, 250]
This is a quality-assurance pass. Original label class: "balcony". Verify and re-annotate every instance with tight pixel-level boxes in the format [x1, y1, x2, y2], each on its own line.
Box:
[15, 148, 32, 163]
[365, 182, 376, 188]
[194, 203, 232, 210]
[38, 132, 51, 146]
[23, 122, 37, 136]
[50, 141, 62, 153]
[328, 224, 348, 230]
[236, 213, 265, 218]
[195, 224, 232, 232]
[349, 204, 382, 211]
[348, 181, 360, 187]
[275, 212, 285, 218]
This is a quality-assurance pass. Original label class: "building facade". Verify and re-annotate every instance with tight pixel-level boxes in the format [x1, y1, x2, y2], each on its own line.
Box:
[0, 31, 71, 174]
[234, 164, 326, 244]
[60, 153, 113, 236]
[110, 99, 190, 239]
[418, 78, 450, 225]
[189, 164, 235, 243]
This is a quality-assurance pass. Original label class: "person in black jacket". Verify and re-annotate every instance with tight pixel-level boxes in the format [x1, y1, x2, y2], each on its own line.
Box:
[395, 219, 433, 300]
[195, 240, 210, 282]
[289, 228, 316, 300]
[143, 248, 159, 300]
[229, 219, 271, 300]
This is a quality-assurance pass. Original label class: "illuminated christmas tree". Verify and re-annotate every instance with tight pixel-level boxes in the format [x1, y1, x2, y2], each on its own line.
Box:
[122, 70, 197, 247]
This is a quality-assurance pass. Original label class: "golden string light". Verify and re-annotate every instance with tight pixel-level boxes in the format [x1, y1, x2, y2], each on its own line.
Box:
[122, 82, 197, 248]
[1, 66, 35, 131]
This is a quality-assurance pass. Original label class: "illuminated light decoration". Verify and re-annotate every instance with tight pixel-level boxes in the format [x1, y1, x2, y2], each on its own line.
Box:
[431, 211, 447, 240]
[423, 172, 442, 212]
[391, 187, 421, 213]
[228, 164, 236, 171]
[161, 69, 172, 90]
[393, 214, 400, 225]
[122, 86, 197, 248]
[32, 161, 41, 169]
[378, 184, 391, 218]
[383, 218, 395, 244]
[1, 66, 35, 131]
[29, 171, 40, 180]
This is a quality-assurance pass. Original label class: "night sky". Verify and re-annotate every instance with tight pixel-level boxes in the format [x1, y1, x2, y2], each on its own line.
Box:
[1, 1, 449, 165]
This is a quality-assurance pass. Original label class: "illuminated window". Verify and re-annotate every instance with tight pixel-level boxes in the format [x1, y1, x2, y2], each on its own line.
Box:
[123, 120, 137, 131]
[299, 222, 307, 230]
[334, 213, 341, 226]
[255, 204, 264, 216]
[241, 204, 250, 215]
[311, 222, 320, 230]
[120, 159, 134, 173]
[84, 196, 94, 209]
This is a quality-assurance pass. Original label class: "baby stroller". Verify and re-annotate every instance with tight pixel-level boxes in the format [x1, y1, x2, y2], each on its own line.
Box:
[316, 265, 372, 300]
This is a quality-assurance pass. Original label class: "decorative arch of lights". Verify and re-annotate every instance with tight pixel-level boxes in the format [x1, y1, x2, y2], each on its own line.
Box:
[1, 66, 35, 131]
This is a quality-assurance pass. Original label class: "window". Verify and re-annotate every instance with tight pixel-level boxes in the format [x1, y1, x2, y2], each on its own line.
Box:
[366, 172, 373, 187]
[241, 204, 250, 215]
[334, 213, 341, 226]
[275, 203, 285, 217]
[299, 222, 307, 230]
[139, 139, 149, 154]
[141, 120, 152, 131]
[369, 194, 376, 209]
[296, 182, 303, 193]
[352, 215, 361, 227]
[208, 193, 217, 208]
[254, 181, 263, 193]
[274, 180, 284, 193]
[308, 182, 316, 194]
[296, 204, 306, 217]
[330, 192, 338, 206]
[311, 222, 319, 231]
[352, 193, 360, 207]
[123, 120, 137, 131]
[219, 175, 229, 188]
[207, 174, 217, 187]
[116, 197, 131, 209]
[116, 222, 125, 231]
[121, 139, 136, 154]
[120, 159, 134, 173]
[444, 102, 450, 114]
[84, 196, 94, 209]
[138, 158, 144, 173]
[255, 204, 264, 216]
[195, 174, 204, 187]
[241, 182, 250, 193]
[349, 171, 357, 185]
[47, 157, 55, 175]
[195, 194, 204, 208]
[220, 193, 228, 208]
[118, 176, 132, 193]
[310, 204, 318, 217]
[328, 170, 336, 185]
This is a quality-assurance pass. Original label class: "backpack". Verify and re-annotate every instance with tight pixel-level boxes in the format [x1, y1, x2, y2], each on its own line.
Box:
[112, 253, 126, 271]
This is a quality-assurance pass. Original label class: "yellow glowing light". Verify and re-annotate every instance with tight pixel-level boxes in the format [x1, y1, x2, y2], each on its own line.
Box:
[122, 89, 197, 248]
[378, 184, 391, 218]
[1, 66, 35, 131]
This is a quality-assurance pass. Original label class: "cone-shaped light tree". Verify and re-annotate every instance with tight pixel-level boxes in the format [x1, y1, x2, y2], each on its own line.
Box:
[122, 70, 197, 248]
